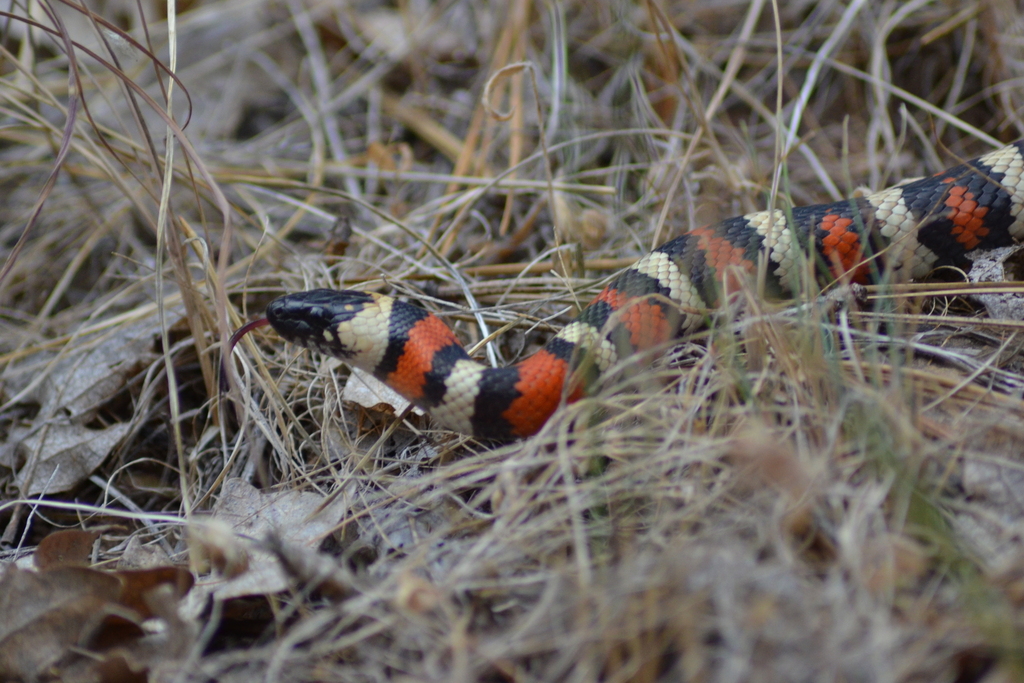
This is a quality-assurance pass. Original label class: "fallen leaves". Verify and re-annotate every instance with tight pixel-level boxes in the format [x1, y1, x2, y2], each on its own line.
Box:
[6, 422, 134, 496]
[0, 322, 158, 495]
[189, 478, 350, 601]
[0, 565, 128, 681]
[0, 529, 194, 683]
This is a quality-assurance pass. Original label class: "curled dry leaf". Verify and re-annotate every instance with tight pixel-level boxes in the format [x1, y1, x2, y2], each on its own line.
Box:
[35, 528, 101, 569]
[188, 518, 250, 578]
[342, 366, 423, 418]
[394, 572, 442, 614]
[117, 535, 173, 570]
[551, 189, 607, 250]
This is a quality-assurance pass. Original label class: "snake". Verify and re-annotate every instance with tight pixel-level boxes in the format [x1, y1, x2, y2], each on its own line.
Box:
[228, 141, 1024, 440]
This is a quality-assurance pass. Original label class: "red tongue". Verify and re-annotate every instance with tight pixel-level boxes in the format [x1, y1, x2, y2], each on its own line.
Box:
[220, 317, 271, 392]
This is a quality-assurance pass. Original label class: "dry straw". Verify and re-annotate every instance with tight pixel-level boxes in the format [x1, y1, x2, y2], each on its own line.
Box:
[0, 0, 1023, 681]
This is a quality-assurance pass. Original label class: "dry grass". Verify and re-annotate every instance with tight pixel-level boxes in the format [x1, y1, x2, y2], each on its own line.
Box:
[2, 0, 1024, 681]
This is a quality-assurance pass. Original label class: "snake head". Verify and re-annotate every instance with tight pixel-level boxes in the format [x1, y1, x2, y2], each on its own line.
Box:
[265, 289, 383, 362]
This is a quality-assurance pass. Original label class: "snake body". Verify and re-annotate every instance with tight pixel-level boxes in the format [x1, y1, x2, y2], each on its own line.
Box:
[257, 141, 1024, 440]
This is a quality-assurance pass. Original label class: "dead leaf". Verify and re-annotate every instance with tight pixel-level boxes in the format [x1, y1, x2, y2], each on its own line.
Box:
[342, 367, 423, 417]
[14, 421, 132, 495]
[117, 535, 173, 570]
[188, 518, 250, 578]
[194, 478, 350, 600]
[0, 322, 156, 496]
[116, 567, 194, 619]
[966, 245, 1024, 320]
[35, 529, 100, 569]
[213, 478, 345, 542]
[0, 566, 127, 681]
[3, 323, 157, 424]
[0, 561, 195, 682]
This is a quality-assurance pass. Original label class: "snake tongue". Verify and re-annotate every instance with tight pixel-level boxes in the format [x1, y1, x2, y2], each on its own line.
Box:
[220, 317, 271, 393]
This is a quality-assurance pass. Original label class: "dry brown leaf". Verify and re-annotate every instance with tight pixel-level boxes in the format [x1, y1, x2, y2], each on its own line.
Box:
[3, 325, 156, 424]
[0, 323, 154, 495]
[0, 566, 130, 681]
[13, 421, 132, 495]
[115, 567, 194, 620]
[188, 518, 251, 578]
[35, 528, 100, 569]
[193, 478, 350, 600]
[213, 478, 347, 543]
[0, 561, 194, 682]
[117, 535, 173, 570]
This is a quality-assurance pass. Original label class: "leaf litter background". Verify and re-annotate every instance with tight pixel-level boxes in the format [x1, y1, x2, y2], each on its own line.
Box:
[2, 0, 1024, 681]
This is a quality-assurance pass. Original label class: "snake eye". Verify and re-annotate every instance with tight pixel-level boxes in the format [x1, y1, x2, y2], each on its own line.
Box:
[265, 297, 325, 344]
